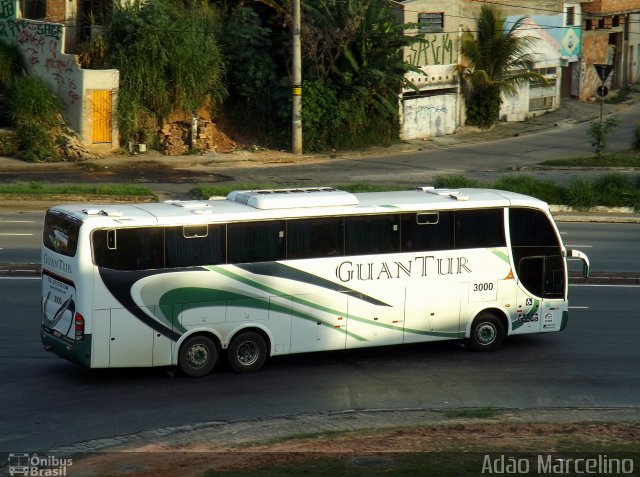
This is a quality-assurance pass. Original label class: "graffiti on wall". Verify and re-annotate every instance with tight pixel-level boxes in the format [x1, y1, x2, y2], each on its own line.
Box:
[407, 34, 454, 66]
[403, 95, 457, 140]
[1, 0, 14, 19]
[1, 17, 79, 105]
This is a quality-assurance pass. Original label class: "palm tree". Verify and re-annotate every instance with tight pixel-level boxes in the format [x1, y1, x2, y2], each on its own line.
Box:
[459, 4, 546, 127]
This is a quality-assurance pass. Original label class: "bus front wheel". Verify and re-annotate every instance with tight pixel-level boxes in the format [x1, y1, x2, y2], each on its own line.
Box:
[227, 331, 267, 373]
[179, 335, 218, 377]
[468, 313, 505, 352]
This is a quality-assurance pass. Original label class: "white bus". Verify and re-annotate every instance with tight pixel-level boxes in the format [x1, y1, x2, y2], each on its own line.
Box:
[41, 187, 589, 377]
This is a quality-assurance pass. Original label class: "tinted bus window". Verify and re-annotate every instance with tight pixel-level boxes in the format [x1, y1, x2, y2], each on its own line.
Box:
[228, 221, 285, 264]
[43, 211, 81, 257]
[287, 217, 343, 259]
[165, 225, 225, 267]
[455, 209, 505, 249]
[345, 215, 400, 256]
[401, 212, 454, 252]
[93, 227, 164, 270]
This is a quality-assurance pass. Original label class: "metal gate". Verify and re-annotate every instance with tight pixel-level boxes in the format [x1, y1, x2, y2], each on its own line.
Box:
[92, 90, 112, 143]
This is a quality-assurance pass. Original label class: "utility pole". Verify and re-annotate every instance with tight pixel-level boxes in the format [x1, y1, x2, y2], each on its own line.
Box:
[292, 0, 303, 154]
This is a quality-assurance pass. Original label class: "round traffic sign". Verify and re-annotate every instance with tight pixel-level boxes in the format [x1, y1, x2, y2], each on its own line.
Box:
[597, 85, 608, 97]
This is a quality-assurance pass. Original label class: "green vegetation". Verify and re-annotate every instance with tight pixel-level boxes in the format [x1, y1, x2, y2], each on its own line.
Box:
[605, 88, 631, 104]
[459, 5, 546, 128]
[78, 0, 227, 146]
[190, 173, 640, 211]
[442, 407, 497, 419]
[633, 125, 640, 151]
[541, 151, 640, 167]
[586, 115, 620, 158]
[0, 42, 65, 162]
[0, 182, 155, 199]
[203, 453, 480, 477]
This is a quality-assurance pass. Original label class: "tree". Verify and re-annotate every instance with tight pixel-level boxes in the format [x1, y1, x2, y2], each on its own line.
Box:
[78, 0, 227, 145]
[459, 4, 546, 128]
[299, 0, 420, 150]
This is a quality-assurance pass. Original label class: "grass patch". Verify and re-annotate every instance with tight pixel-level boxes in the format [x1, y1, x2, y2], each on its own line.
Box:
[442, 407, 497, 419]
[0, 182, 156, 198]
[539, 151, 640, 168]
[203, 453, 479, 477]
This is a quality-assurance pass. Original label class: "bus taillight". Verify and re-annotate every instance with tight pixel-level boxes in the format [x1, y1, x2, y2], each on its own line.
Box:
[74, 313, 85, 341]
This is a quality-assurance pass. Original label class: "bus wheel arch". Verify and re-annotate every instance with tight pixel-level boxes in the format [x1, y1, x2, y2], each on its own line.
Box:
[468, 309, 507, 352]
[178, 332, 220, 377]
[227, 328, 270, 373]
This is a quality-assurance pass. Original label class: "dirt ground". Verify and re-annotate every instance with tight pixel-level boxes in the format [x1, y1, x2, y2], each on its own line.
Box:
[67, 409, 640, 476]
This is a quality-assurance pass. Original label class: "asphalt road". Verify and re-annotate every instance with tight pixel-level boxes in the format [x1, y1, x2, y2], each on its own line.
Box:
[1, 278, 638, 453]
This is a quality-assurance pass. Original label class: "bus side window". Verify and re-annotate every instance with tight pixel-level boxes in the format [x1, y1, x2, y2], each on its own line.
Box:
[345, 215, 400, 256]
[287, 217, 344, 259]
[165, 225, 225, 268]
[454, 209, 506, 249]
[227, 221, 286, 264]
[401, 212, 453, 252]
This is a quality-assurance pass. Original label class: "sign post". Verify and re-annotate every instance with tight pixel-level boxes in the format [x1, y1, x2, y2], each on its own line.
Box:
[592, 63, 614, 152]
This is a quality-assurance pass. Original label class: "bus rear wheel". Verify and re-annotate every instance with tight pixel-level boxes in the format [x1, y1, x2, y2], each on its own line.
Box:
[179, 335, 218, 377]
[227, 331, 267, 373]
[468, 313, 505, 352]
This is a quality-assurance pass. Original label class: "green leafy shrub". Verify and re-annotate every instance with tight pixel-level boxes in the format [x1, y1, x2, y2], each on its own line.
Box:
[565, 178, 598, 210]
[81, 0, 227, 144]
[3, 76, 63, 161]
[594, 173, 638, 209]
[15, 120, 60, 162]
[632, 125, 640, 151]
[4, 76, 62, 128]
[493, 176, 563, 204]
[433, 175, 485, 189]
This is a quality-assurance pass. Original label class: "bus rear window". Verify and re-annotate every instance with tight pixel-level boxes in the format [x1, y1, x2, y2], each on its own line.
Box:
[43, 211, 81, 257]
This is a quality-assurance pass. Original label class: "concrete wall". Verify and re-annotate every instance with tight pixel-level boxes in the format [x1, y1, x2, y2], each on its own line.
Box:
[1, 0, 118, 146]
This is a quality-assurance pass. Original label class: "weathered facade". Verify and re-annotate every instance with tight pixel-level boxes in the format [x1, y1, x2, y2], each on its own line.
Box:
[579, 0, 640, 100]
[395, 0, 572, 140]
[1, 0, 118, 147]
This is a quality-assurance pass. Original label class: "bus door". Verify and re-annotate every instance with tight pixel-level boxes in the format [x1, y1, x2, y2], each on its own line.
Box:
[514, 255, 566, 334]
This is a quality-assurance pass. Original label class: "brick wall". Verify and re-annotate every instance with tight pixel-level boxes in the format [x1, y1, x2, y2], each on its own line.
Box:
[46, 0, 66, 22]
[584, 0, 640, 14]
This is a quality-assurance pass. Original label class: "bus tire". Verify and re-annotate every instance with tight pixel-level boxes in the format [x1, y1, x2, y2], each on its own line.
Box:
[178, 335, 218, 377]
[468, 313, 504, 352]
[227, 331, 267, 373]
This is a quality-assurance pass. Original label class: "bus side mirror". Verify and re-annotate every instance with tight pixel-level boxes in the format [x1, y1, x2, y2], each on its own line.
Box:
[567, 249, 590, 279]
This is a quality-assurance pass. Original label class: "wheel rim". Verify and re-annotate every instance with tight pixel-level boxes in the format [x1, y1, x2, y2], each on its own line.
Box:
[187, 343, 210, 369]
[475, 322, 497, 346]
[236, 340, 259, 367]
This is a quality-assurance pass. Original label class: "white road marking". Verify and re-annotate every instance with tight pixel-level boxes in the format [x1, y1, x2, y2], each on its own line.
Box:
[0, 233, 33, 236]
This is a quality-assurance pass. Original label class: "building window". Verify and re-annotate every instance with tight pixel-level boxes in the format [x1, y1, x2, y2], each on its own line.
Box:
[22, 0, 46, 19]
[565, 6, 575, 26]
[419, 13, 444, 33]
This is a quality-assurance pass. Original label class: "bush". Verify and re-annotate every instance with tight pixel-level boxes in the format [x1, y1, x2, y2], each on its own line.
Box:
[633, 124, 640, 150]
[4, 76, 62, 128]
[565, 178, 598, 210]
[493, 176, 563, 204]
[433, 175, 485, 189]
[15, 120, 60, 162]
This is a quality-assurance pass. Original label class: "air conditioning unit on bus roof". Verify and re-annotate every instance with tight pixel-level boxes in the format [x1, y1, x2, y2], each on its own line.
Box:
[227, 187, 359, 210]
